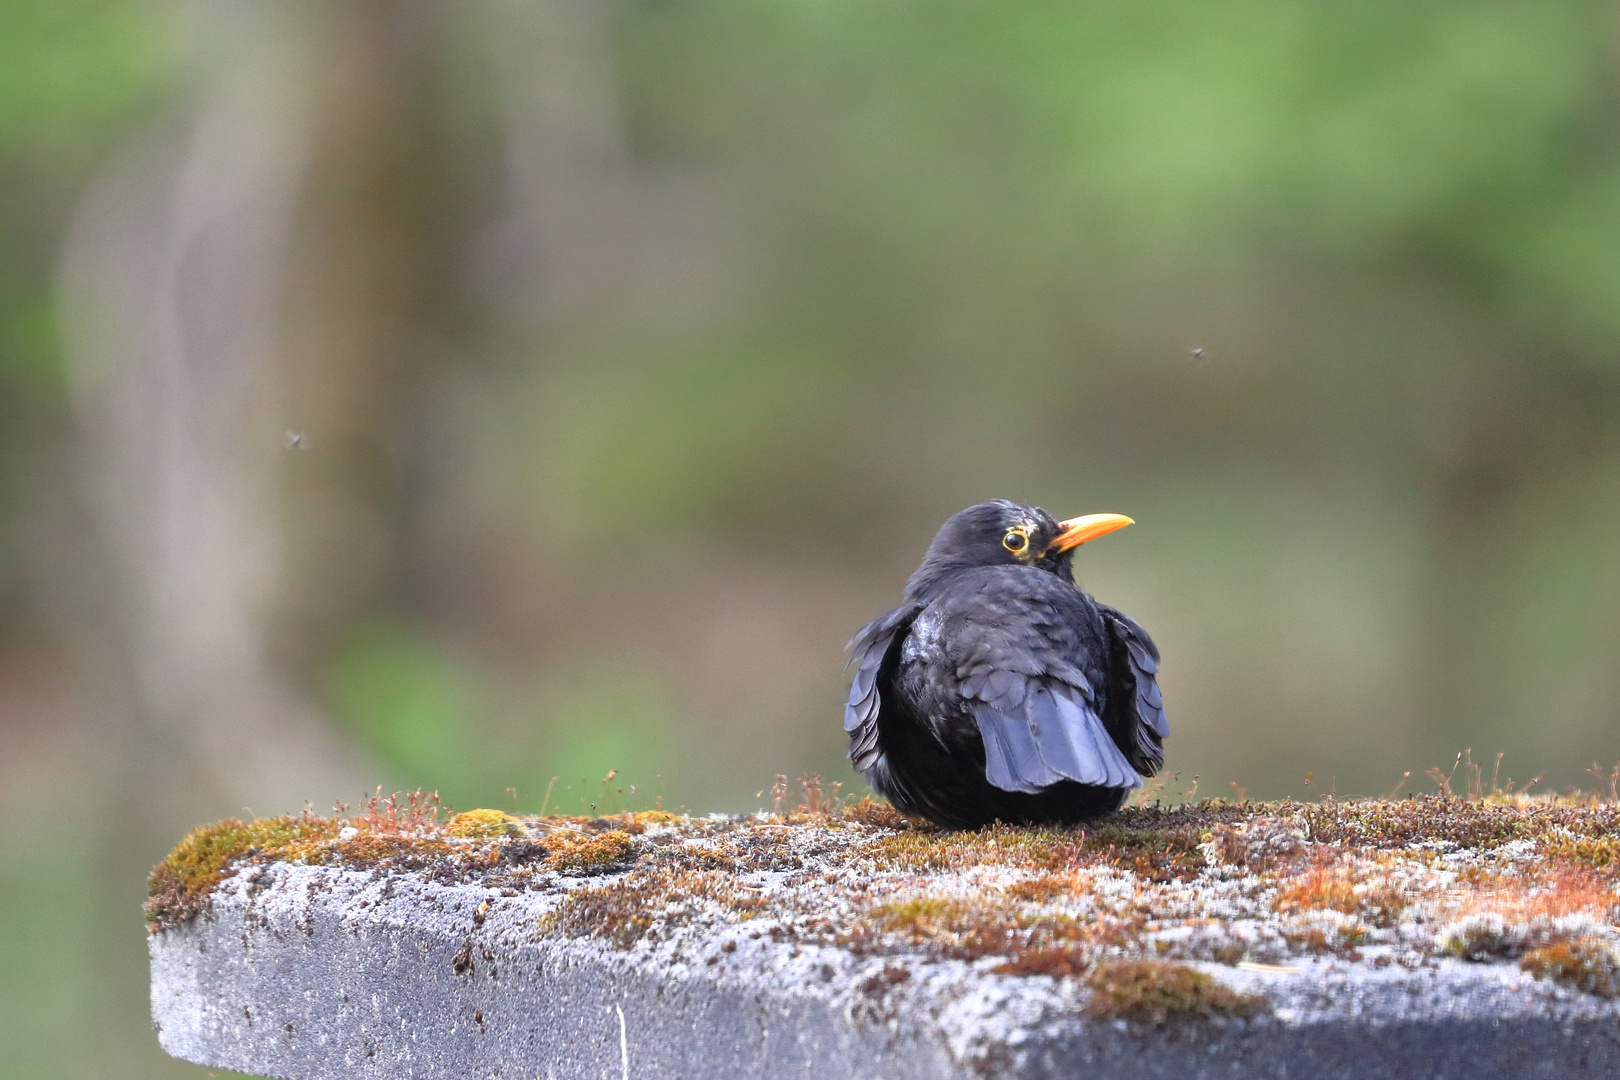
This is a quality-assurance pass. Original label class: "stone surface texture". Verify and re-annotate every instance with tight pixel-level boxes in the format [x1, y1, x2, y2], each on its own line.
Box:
[148, 798, 1620, 1078]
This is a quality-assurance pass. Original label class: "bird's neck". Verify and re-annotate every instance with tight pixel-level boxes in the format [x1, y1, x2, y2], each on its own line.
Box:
[904, 557, 1078, 603]
[903, 558, 977, 603]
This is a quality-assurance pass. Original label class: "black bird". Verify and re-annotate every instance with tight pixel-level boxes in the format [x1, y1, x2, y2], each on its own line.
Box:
[844, 501, 1167, 829]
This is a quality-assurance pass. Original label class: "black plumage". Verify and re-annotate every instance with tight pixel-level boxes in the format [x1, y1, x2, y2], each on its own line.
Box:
[844, 500, 1167, 829]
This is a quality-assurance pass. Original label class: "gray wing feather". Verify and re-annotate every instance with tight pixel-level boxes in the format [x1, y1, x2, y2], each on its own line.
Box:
[985, 669, 1025, 709]
[844, 606, 913, 734]
[1124, 637, 1158, 675]
[844, 605, 922, 777]
[1098, 605, 1169, 771]
[937, 572, 1152, 795]
[1050, 689, 1139, 788]
[971, 683, 1141, 794]
[972, 703, 1057, 793]
[1085, 702, 1140, 788]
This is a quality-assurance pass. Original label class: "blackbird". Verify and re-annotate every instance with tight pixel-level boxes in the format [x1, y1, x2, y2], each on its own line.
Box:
[844, 500, 1167, 829]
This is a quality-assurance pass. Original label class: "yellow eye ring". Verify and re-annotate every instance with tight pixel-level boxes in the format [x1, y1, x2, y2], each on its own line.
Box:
[1002, 530, 1028, 554]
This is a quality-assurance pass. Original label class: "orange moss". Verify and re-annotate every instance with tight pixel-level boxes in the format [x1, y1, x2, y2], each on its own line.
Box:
[329, 834, 455, 866]
[997, 945, 1090, 979]
[1274, 867, 1405, 926]
[1520, 938, 1620, 998]
[1448, 864, 1611, 925]
[1277, 869, 1358, 914]
[546, 829, 634, 873]
[840, 797, 920, 830]
[1282, 923, 1367, 955]
[618, 810, 680, 834]
[1005, 873, 1081, 902]
[270, 829, 455, 868]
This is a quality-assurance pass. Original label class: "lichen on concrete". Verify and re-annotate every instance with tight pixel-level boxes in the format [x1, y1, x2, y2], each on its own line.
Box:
[150, 792, 1620, 1000]
[139, 786, 1620, 1080]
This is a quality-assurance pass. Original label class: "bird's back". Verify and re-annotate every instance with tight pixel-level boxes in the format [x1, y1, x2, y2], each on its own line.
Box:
[895, 564, 1109, 730]
[843, 501, 1166, 829]
[850, 567, 1146, 828]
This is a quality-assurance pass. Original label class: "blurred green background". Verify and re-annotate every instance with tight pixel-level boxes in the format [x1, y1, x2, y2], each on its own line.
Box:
[6, 1, 1620, 1076]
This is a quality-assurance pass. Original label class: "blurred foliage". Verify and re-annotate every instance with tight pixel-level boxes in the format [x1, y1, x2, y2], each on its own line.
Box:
[526, 667, 683, 815]
[325, 624, 680, 814]
[0, 0, 182, 394]
[8, 2, 1620, 1077]
[533, 0, 1620, 538]
[0, 0, 183, 632]
[326, 621, 486, 790]
[505, 0, 1620, 799]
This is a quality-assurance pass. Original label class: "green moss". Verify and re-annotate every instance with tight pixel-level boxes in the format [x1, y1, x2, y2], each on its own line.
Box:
[145, 814, 462, 929]
[1085, 960, 1267, 1024]
[851, 891, 1141, 974]
[874, 897, 975, 932]
[447, 808, 516, 839]
[864, 824, 1089, 872]
[1539, 831, 1620, 870]
[1304, 796, 1620, 853]
[860, 804, 1225, 879]
[145, 816, 340, 930]
[1081, 824, 1207, 882]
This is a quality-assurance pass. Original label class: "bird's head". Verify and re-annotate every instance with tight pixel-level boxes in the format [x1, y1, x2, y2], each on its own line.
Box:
[904, 500, 1133, 599]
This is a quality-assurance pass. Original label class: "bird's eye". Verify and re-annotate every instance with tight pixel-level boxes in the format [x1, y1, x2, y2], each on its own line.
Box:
[1002, 530, 1028, 553]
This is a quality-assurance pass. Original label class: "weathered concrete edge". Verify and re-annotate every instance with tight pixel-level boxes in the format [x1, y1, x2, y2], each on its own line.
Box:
[150, 863, 1620, 1080]
[150, 862, 981, 1080]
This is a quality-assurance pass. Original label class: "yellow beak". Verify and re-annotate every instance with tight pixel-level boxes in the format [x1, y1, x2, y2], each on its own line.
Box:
[1049, 513, 1134, 553]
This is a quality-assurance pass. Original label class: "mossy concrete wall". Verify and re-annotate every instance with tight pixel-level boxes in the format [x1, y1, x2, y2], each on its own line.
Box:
[148, 802, 1620, 1079]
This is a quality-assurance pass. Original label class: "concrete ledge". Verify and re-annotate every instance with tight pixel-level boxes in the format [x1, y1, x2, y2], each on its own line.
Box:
[149, 801, 1620, 1078]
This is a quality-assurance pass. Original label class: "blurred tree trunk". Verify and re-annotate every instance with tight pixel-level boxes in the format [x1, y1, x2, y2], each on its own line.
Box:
[276, 0, 459, 675]
[58, 3, 359, 815]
